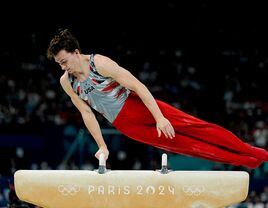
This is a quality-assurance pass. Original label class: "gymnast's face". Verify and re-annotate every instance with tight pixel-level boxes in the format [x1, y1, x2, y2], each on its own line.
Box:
[54, 49, 80, 74]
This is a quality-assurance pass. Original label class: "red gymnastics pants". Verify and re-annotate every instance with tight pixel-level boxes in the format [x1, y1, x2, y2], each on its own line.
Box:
[113, 92, 268, 169]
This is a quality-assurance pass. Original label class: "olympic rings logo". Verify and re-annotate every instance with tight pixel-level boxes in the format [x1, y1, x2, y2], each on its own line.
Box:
[58, 184, 81, 196]
[182, 185, 205, 196]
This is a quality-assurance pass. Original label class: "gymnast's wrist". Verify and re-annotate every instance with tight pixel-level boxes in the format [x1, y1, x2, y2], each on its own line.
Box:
[99, 144, 108, 149]
[155, 115, 165, 122]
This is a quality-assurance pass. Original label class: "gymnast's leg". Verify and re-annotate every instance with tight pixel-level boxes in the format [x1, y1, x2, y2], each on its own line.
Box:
[112, 93, 263, 168]
[155, 100, 268, 162]
[114, 120, 262, 168]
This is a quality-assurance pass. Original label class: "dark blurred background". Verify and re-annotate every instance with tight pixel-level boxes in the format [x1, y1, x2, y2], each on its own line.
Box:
[0, 1, 268, 207]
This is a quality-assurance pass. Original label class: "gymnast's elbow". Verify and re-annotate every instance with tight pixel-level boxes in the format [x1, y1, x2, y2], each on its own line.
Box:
[71, 97, 94, 117]
[79, 105, 94, 118]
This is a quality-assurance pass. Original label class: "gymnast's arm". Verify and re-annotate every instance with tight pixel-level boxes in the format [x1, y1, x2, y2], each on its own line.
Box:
[93, 54, 175, 139]
[59, 72, 109, 160]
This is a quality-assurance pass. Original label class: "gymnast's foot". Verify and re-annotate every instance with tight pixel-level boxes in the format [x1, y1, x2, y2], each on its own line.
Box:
[249, 146, 268, 161]
[239, 156, 263, 169]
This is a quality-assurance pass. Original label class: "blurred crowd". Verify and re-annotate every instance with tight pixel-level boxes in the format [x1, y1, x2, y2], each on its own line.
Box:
[1, 31, 268, 168]
[0, 34, 268, 207]
[1, 1, 268, 207]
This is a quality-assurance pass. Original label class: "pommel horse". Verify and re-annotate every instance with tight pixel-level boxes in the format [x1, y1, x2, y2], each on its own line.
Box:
[14, 154, 249, 208]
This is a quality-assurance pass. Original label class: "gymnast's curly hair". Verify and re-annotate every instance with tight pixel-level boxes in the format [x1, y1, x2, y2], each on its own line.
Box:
[46, 28, 81, 60]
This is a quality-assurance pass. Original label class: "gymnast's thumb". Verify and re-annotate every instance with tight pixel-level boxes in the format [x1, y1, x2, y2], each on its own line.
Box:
[157, 128, 161, 137]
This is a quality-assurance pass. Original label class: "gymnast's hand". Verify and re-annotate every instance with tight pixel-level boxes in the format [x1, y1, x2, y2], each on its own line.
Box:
[95, 147, 109, 161]
[156, 117, 175, 139]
